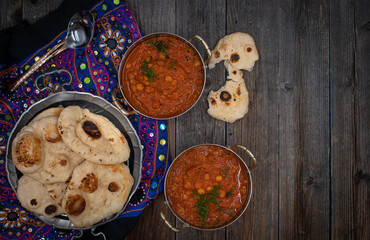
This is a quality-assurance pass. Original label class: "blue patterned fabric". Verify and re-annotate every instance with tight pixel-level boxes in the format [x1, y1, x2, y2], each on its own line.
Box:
[0, 0, 169, 239]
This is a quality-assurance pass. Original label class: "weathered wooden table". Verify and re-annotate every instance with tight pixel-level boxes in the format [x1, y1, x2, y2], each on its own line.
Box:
[1, 0, 369, 239]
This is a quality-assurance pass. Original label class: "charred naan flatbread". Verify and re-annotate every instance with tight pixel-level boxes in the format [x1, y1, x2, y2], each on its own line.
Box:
[17, 175, 65, 218]
[58, 106, 130, 165]
[207, 62, 249, 123]
[208, 32, 259, 71]
[61, 161, 134, 227]
[12, 105, 135, 227]
[12, 114, 84, 184]
[12, 126, 44, 174]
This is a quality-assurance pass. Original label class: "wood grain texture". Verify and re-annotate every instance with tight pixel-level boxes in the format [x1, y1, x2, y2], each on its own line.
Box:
[354, 0, 370, 239]
[174, 1, 226, 240]
[330, 0, 356, 239]
[276, 0, 302, 239]
[277, 0, 330, 239]
[126, 0, 176, 35]
[226, 0, 279, 239]
[0, 0, 22, 30]
[21, 0, 63, 24]
[293, 1, 331, 239]
[0, 0, 369, 239]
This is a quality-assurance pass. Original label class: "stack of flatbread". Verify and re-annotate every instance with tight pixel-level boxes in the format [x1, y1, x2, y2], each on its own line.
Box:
[207, 32, 259, 123]
[12, 106, 134, 228]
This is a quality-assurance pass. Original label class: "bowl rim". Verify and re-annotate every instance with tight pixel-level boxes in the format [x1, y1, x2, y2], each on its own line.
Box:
[117, 32, 207, 120]
[163, 143, 253, 230]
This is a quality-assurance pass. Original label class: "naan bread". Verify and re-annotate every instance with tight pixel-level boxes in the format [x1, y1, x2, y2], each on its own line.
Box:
[12, 115, 84, 184]
[45, 182, 68, 205]
[207, 62, 249, 123]
[12, 127, 44, 174]
[17, 175, 65, 218]
[29, 107, 63, 124]
[61, 161, 134, 227]
[223, 60, 245, 82]
[208, 32, 259, 71]
[58, 106, 130, 164]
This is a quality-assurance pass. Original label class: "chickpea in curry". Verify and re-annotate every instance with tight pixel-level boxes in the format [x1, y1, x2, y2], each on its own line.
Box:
[166, 145, 250, 228]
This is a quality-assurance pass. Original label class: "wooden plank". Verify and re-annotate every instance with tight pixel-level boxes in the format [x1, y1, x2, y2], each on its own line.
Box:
[329, 0, 356, 239]
[0, 0, 22, 30]
[225, 0, 279, 239]
[354, 0, 370, 239]
[21, 0, 63, 24]
[1, 0, 366, 239]
[275, 1, 301, 239]
[126, 0, 176, 35]
[293, 1, 330, 239]
[174, 1, 226, 240]
[125, 1, 177, 239]
[277, 0, 331, 239]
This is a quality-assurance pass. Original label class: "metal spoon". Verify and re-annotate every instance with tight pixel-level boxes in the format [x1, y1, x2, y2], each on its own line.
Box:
[4, 10, 95, 93]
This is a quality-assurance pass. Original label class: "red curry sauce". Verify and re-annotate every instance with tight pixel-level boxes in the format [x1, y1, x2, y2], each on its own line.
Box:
[122, 35, 204, 118]
[165, 145, 250, 228]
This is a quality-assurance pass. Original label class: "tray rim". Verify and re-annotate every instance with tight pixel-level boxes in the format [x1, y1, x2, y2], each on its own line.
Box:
[5, 91, 143, 230]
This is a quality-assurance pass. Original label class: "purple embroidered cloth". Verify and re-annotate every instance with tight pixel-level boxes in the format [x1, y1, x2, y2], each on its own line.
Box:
[0, 0, 169, 239]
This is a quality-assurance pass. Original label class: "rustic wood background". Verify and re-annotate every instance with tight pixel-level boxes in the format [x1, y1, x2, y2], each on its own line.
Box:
[1, 0, 369, 239]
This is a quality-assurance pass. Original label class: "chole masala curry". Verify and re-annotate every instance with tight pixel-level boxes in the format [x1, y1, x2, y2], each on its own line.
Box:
[165, 145, 251, 228]
[121, 35, 205, 119]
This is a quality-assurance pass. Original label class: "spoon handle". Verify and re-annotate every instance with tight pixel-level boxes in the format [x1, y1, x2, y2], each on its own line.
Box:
[4, 39, 66, 93]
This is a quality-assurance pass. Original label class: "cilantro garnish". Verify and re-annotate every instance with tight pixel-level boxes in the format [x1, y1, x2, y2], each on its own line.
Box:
[141, 58, 155, 82]
[225, 186, 236, 198]
[221, 166, 230, 178]
[168, 59, 177, 70]
[216, 207, 234, 217]
[193, 185, 222, 226]
[149, 39, 169, 58]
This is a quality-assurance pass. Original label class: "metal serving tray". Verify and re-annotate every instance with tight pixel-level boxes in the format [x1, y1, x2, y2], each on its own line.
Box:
[6, 91, 142, 230]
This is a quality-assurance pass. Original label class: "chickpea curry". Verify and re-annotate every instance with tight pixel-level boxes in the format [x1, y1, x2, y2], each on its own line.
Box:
[165, 145, 251, 228]
[122, 35, 204, 118]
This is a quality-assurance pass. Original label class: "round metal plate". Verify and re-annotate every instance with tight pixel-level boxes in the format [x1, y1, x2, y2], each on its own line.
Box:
[6, 91, 142, 230]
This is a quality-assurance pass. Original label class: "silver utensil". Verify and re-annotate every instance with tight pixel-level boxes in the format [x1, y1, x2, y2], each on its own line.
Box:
[4, 10, 95, 93]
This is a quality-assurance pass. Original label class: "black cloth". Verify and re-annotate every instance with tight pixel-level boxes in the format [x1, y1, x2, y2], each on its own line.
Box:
[81, 217, 140, 240]
[0, 0, 140, 239]
[0, 0, 99, 66]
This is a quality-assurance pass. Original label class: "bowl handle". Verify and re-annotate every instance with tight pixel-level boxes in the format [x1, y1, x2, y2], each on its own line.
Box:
[188, 35, 212, 65]
[34, 66, 73, 94]
[229, 145, 257, 172]
[160, 201, 190, 232]
[112, 87, 136, 116]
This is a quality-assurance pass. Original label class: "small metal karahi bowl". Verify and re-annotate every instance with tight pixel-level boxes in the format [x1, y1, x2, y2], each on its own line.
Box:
[160, 144, 257, 232]
[112, 32, 211, 120]
[6, 91, 142, 232]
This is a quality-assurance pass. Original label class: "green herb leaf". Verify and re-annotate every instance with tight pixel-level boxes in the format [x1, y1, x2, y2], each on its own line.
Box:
[216, 207, 225, 213]
[192, 190, 200, 199]
[216, 207, 234, 217]
[141, 58, 156, 82]
[168, 59, 177, 70]
[192, 185, 222, 226]
[229, 209, 234, 217]
[225, 186, 236, 198]
[221, 166, 230, 178]
[149, 39, 169, 58]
